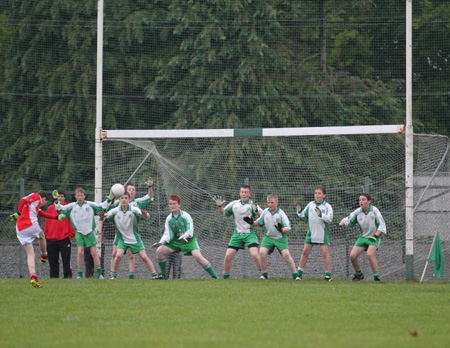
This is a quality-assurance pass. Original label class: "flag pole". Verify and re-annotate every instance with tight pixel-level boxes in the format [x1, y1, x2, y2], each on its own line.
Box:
[420, 230, 439, 282]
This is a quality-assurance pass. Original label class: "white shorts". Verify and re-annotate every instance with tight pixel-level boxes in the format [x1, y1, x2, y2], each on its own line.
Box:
[16, 224, 42, 245]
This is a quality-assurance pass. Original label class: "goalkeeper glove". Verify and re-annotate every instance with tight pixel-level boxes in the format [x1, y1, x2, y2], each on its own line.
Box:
[296, 203, 302, 213]
[368, 235, 379, 243]
[251, 201, 258, 212]
[275, 222, 283, 232]
[52, 189, 59, 200]
[107, 191, 115, 201]
[57, 214, 66, 221]
[314, 206, 322, 217]
[10, 211, 21, 222]
[213, 195, 226, 207]
[178, 234, 188, 243]
[243, 216, 254, 225]
[144, 177, 154, 188]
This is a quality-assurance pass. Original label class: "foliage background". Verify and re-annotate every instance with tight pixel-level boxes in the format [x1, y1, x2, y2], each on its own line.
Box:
[1, 1, 449, 203]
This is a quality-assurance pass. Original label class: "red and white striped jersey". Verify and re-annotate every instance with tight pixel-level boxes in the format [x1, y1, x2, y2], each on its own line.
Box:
[16, 193, 43, 232]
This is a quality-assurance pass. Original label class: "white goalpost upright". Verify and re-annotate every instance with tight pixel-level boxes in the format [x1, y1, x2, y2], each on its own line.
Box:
[94, 0, 104, 259]
[405, 0, 414, 280]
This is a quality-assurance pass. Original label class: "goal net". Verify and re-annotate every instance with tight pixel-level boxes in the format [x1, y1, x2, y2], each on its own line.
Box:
[101, 126, 450, 280]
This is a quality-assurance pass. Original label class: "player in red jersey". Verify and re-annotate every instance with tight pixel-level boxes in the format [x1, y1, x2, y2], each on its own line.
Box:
[10, 190, 66, 288]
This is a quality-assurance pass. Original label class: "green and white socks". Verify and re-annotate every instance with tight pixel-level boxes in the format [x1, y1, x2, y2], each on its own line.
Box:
[204, 262, 218, 278]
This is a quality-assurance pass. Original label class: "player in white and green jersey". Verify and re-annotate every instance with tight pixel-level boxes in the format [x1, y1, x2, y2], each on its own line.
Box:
[99, 191, 159, 279]
[153, 194, 217, 279]
[339, 193, 386, 281]
[213, 185, 262, 279]
[55, 187, 111, 279]
[245, 194, 300, 280]
[296, 185, 334, 281]
[109, 178, 154, 279]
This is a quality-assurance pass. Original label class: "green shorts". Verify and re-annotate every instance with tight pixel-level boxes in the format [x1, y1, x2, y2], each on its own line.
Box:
[354, 236, 381, 250]
[113, 234, 121, 246]
[261, 235, 288, 254]
[75, 231, 97, 248]
[304, 230, 330, 246]
[164, 237, 199, 256]
[228, 233, 259, 249]
[117, 239, 145, 254]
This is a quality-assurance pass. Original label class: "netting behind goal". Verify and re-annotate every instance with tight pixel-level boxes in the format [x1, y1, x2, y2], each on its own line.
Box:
[101, 132, 450, 280]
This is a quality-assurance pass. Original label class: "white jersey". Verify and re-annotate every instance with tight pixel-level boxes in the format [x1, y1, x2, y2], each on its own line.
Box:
[104, 205, 143, 244]
[297, 200, 333, 243]
[341, 205, 386, 238]
[159, 210, 194, 244]
[223, 199, 259, 234]
[56, 199, 110, 235]
[257, 207, 291, 239]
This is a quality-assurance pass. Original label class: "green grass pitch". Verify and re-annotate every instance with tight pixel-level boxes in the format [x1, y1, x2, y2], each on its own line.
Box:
[0, 278, 448, 348]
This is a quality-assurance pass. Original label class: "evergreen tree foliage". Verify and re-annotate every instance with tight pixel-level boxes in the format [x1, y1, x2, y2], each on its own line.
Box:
[0, 0, 448, 201]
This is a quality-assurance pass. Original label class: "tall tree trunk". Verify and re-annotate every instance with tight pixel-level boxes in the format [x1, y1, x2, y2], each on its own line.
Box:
[319, 0, 327, 73]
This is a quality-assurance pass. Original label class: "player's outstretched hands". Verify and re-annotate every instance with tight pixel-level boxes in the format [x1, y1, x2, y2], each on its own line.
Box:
[9, 211, 21, 222]
[140, 209, 149, 219]
[296, 203, 302, 213]
[145, 177, 154, 188]
[52, 189, 59, 200]
[98, 211, 105, 221]
[178, 234, 188, 243]
[213, 195, 226, 207]
[314, 206, 322, 217]
[339, 221, 345, 227]
[251, 200, 258, 212]
[151, 242, 162, 248]
[243, 216, 254, 225]
[275, 222, 283, 232]
[57, 214, 67, 221]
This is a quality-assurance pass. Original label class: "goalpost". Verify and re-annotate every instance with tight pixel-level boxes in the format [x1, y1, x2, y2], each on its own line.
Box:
[93, 1, 449, 280]
[95, 125, 449, 280]
[94, 125, 412, 279]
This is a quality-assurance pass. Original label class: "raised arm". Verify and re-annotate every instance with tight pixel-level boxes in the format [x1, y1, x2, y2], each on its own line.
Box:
[297, 202, 309, 222]
[251, 200, 262, 217]
[144, 177, 154, 200]
[276, 210, 291, 233]
[213, 195, 226, 216]
[340, 209, 359, 227]
[38, 209, 66, 221]
[318, 204, 333, 224]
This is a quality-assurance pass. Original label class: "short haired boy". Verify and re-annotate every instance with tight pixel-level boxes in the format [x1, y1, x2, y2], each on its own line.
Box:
[153, 194, 217, 279]
[245, 194, 300, 280]
[109, 178, 154, 279]
[213, 185, 262, 279]
[44, 189, 76, 278]
[296, 185, 334, 281]
[99, 192, 159, 279]
[11, 191, 66, 288]
[339, 193, 386, 281]
[54, 187, 110, 279]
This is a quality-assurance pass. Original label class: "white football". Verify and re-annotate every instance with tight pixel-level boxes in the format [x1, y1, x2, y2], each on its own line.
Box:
[110, 183, 125, 197]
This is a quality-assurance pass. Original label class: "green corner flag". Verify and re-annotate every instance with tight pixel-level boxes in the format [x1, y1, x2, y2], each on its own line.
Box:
[428, 233, 444, 279]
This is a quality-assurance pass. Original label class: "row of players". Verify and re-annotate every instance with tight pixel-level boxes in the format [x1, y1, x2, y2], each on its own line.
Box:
[11, 179, 386, 288]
